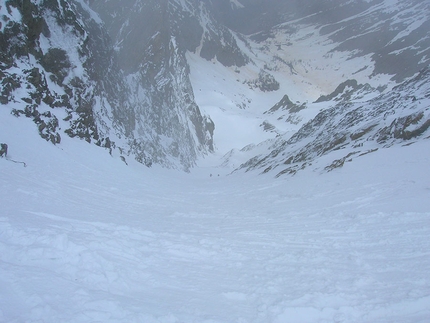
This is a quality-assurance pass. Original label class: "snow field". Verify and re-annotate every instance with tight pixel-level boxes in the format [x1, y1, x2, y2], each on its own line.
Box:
[1, 107, 430, 322]
[187, 18, 395, 162]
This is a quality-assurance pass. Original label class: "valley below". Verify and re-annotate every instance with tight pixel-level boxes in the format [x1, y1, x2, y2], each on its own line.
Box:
[1, 0, 430, 322]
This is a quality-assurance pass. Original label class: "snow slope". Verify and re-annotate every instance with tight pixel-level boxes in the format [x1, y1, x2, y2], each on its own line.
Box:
[186, 15, 392, 164]
[188, 0, 430, 169]
[1, 99, 430, 322]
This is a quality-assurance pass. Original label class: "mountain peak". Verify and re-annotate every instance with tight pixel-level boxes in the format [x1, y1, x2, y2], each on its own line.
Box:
[1, 0, 429, 173]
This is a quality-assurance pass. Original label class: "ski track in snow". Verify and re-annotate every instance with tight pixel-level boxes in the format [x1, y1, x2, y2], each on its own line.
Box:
[1, 111, 430, 322]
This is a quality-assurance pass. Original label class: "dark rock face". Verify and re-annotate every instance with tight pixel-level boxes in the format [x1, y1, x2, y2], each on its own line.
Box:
[1, 0, 217, 170]
[3, 0, 427, 173]
[91, 0, 248, 69]
[207, 0, 430, 82]
[199, 24, 248, 67]
[0, 0, 133, 150]
[88, 0, 251, 169]
[266, 95, 306, 114]
[246, 70, 279, 92]
[1, 0, 62, 144]
[314, 80, 380, 103]
[316, 1, 430, 82]
[40, 48, 71, 85]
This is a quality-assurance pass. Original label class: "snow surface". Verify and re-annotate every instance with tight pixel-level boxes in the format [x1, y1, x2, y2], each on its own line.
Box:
[1, 99, 430, 322]
[0, 3, 21, 33]
[187, 51, 277, 155]
[187, 16, 395, 158]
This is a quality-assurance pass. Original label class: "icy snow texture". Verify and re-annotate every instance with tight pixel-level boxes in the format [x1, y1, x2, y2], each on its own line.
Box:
[1, 105, 430, 323]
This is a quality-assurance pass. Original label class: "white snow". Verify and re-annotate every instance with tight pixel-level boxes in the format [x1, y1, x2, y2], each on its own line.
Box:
[187, 51, 280, 156]
[187, 14, 396, 159]
[1, 96, 430, 323]
[229, 0, 244, 10]
[0, 3, 21, 32]
[1, 1, 430, 321]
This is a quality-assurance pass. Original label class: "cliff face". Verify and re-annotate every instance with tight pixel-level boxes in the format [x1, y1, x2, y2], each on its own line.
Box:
[0, 0, 229, 170]
[87, 0, 253, 169]
[2, 0, 429, 173]
[0, 0, 133, 151]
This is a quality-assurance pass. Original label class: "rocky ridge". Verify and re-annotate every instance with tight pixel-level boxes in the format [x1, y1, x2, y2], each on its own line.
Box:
[0, 0, 224, 170]
[239, 67, 430, 176]
[88, 0, 252, 169]
[205, 0, 430, 176]
[1, 0, 129, 149]
[1, 0, 430, 174]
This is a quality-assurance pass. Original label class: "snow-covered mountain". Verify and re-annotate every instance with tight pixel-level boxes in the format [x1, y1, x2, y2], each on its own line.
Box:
[87, 0, 254, 169]
[192, 0, 430, 174]
[2, 1, 430, 322]
[0, 0, 218, 171]
[2, 97, 430, 322]
[208, 0, 430, 82]
[0, 0, 133, 149]
[2, 0, 429, 173]
[240, 67, 430, 176]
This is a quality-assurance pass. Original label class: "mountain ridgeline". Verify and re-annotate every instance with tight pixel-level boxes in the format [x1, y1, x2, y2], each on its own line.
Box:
[1, 0, 429, 173]
[242, 68, 430, 176]
[1, 0, 238, 170]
